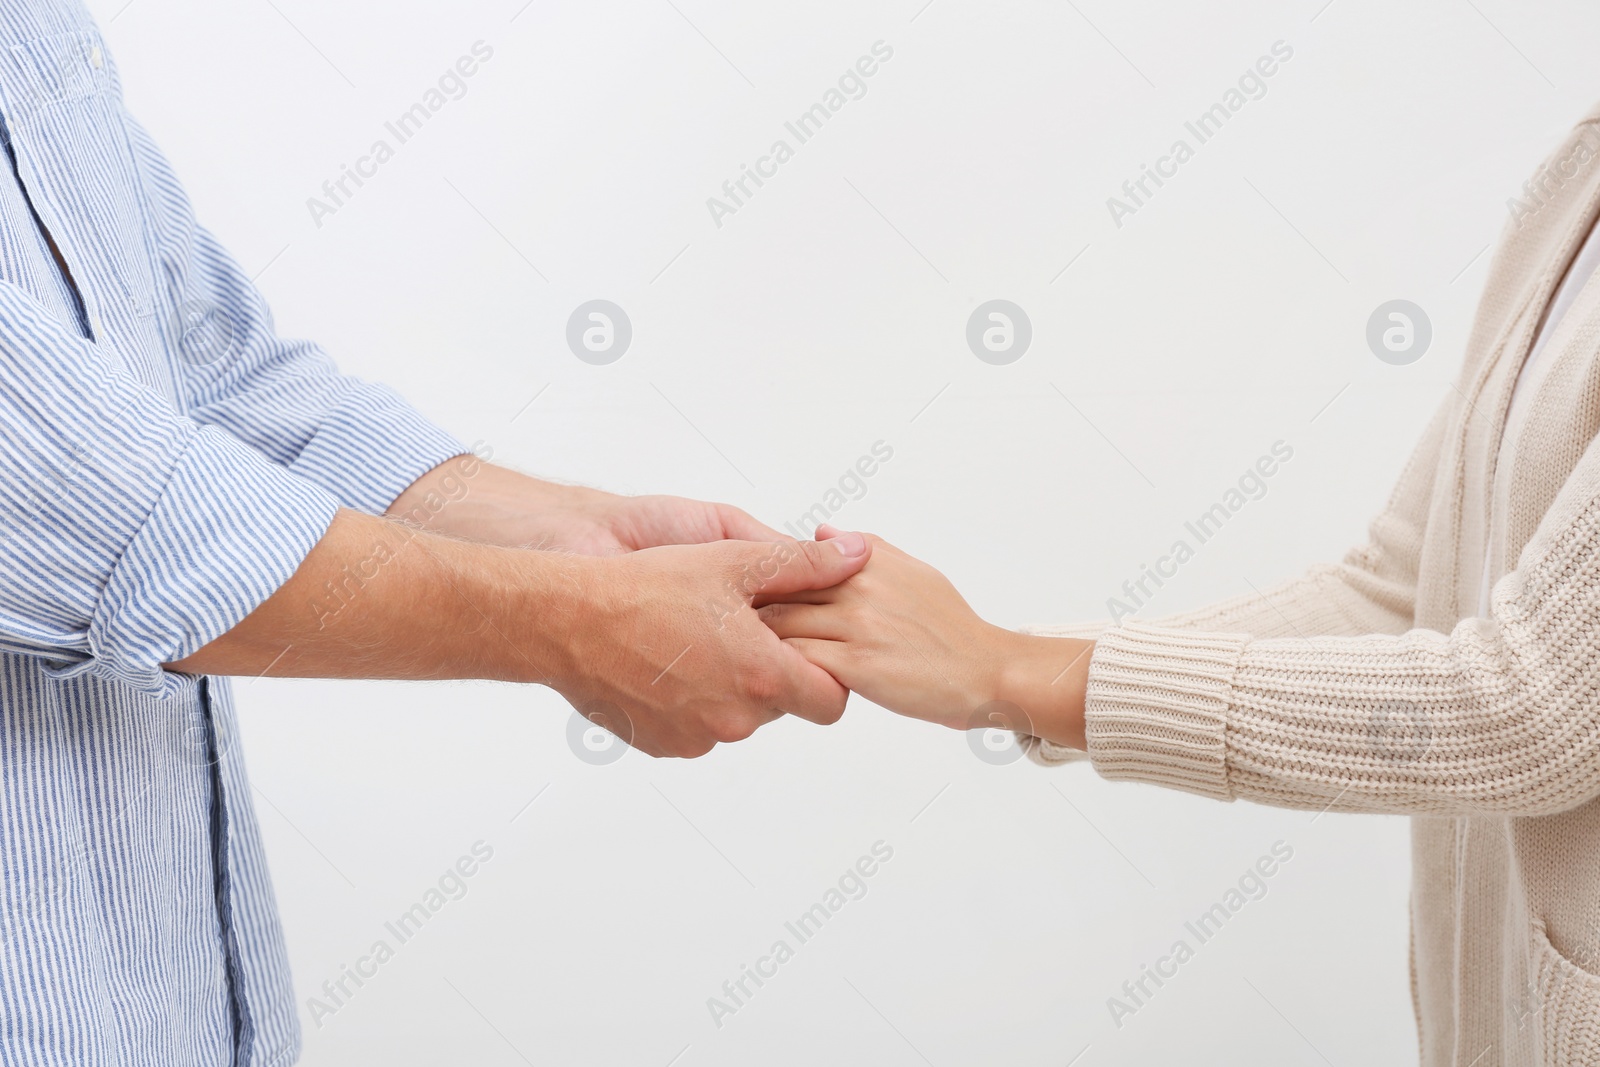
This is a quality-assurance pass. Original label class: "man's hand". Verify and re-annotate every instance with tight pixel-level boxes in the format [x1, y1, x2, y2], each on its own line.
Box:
[388, 455, 782, 555]
[545, 532, 873, 757]
[167, 508, 874, 759]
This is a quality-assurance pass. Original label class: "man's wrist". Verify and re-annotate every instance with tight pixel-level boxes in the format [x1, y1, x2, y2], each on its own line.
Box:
[993, 631, 1091, 750]
[483, 541, 600, 688]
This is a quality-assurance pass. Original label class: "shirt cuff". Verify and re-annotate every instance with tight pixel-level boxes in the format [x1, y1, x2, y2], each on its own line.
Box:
[1079, 622, 1249, 800]
[287, 382, 468, 514]
[66, 425, 340, 693]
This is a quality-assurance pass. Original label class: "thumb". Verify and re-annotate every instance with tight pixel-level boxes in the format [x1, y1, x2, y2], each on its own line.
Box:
[741, 531, 870, 599]
[715, 503, 789, 543]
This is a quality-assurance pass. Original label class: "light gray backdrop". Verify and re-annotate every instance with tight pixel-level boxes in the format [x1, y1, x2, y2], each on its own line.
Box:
[94, 0, 1598, 1063]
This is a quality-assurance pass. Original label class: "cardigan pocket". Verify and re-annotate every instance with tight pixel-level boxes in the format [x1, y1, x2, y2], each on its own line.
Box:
[1530, 921, 1600, 1065]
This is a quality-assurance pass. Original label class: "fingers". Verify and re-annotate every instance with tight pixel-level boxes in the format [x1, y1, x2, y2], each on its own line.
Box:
[818, 524, 898, 555]
[717, 503, 788, 543]
[760, 636, 852, 725]
[741, 531, 870, 599]
[751, 587, 836, 609]
[621, 702, 784, 759]
[757, 601, 853, 641]
[779, 637, 851, 696]
[746, 528, 882, 606]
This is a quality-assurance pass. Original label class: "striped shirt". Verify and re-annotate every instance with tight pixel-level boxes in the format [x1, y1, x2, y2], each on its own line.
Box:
[0, 1, 464, 1063]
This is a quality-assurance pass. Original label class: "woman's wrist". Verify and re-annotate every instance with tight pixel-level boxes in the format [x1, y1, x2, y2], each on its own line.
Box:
[990, 630, 1092, 750]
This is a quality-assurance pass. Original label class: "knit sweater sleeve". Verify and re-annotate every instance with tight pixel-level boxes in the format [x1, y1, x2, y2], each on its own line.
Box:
[1020, 391, 1450, 767]
[1036, 420, 1600, 818]
[1066, 393, 1451, 639]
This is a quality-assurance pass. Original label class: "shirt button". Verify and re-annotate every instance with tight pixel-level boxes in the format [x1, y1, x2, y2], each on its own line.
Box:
[89, 45, 103, 69]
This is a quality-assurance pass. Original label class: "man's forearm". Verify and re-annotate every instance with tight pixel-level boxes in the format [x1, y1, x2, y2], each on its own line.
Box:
[166, 507, 576, 683]
[385, 452, 597, 549]
[387, 454, 787, 557]
[169, 499, 874, 757]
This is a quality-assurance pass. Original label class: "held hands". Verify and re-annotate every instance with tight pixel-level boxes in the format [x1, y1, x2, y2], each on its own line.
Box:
[758, 527, 1091, 749]
[392, 458, 878, 757]
[394, 458, 1086, 755]
[540, 532, 875, 758]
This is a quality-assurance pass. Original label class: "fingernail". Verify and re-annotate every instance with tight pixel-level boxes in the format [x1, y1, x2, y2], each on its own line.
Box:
[829, 531, 866, 557]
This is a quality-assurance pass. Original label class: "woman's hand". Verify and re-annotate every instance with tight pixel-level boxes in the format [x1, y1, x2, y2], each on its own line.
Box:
[757, 527, 1091, 747]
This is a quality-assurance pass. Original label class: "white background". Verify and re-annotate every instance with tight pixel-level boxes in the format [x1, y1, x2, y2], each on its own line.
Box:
[91, 0, 1599, 1063]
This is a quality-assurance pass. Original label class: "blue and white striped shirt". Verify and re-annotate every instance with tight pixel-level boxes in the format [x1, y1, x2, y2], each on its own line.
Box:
[0, 2, 465, 1063]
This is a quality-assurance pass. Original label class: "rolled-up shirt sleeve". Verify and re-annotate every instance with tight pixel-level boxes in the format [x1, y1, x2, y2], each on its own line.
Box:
[126, 118, 467, 515]
[0, 280, 340, 692]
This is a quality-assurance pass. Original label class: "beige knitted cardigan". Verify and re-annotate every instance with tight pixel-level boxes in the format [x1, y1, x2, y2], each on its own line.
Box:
[1021, 105, 1600, 1067]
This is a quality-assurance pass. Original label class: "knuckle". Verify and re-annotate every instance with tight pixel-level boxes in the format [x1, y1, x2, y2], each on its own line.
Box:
[681, 737, 717, 758]
[740, 667, 783, 707]
[785, 541, 819, 577]
[812, 696, 846, 725]
[848, 642, 879, 664]
[708, 712, 759, 744]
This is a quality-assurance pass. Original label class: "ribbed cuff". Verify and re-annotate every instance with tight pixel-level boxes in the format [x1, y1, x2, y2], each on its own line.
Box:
[1018, 620, 1108, 641]
[287, 383, 468, 515]
[1080, 623, 1249, 800]
[1018, 734, 1091, 766]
